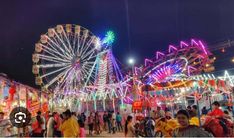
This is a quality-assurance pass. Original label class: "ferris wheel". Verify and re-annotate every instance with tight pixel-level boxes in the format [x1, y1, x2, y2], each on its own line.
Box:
[32, 24, 101, 92]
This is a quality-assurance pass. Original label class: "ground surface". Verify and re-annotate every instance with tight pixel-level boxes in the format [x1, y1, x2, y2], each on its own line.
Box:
[86, 131, 124, 137]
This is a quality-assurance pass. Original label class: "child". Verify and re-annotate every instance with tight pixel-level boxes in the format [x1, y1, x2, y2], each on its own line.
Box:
[78, 120, 86, 138]
[112, 118, 116, 134]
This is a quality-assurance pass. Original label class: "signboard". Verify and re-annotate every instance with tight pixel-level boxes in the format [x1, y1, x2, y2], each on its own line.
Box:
[132, 101, 142, 111]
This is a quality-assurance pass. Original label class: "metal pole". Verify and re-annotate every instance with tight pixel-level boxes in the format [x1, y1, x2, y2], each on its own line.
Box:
[208, 92, 212, 111]
[103, 99, 106, 111]
[196, 97, 202, 127]
[147, 89, 150, 117]
[86, 101, 89, 112]
[94, 100, 97, 112]
[132, 65, 137, 101]
[112, 98, 115, 112]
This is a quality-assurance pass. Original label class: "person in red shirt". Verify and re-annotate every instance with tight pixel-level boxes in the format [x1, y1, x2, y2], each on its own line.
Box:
[208, 101, 224, 118]
[31, 115, 43, 137]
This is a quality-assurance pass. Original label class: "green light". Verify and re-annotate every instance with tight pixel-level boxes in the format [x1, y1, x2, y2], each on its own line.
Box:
[120, 104, 126, 109]
[103, 30, 115, 45]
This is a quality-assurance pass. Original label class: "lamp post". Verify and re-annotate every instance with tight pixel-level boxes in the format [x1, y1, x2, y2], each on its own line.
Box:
[128, 57, 136, 100]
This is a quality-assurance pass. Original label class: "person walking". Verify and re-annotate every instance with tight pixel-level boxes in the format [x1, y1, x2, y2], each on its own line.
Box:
[53, 112, 62, 137]
[123, 109, 128, 123]
[188, 110, 199, 126]
[81, 112, 86, 123]
[59, 110, 80, 137]
[112, 118, 116, 134]
[46, 113, 55, 137]
[102, 111, 108, 131]
[32, 115, 43, 137]
[37, 111, 46, 135]
[191, 105, 198, 115]
[78, 119, 86, 137]
[88, 112, 94, 136]
[107, 111, 113, 133]
[94, 112, 101, 135]
[208, 101, 224, 117]
[116, 112, 123, 131]
[124, 116, 135, 137]
[202, 106, 208, 115]
[156, 106, 165, 119]
[227, 106, 233, 118]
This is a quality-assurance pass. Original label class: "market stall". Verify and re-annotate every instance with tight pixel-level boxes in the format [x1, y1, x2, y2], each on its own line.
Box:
[0, 75, 49, 117]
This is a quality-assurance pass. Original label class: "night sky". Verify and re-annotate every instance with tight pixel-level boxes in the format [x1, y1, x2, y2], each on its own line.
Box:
[1, 0, 234, 88]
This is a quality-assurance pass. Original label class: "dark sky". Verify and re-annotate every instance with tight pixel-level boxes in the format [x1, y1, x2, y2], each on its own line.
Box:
[1, 0, 234, 87]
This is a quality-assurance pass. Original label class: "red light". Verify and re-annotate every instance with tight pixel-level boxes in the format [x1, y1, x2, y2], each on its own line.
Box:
[221, 48, 225, 53]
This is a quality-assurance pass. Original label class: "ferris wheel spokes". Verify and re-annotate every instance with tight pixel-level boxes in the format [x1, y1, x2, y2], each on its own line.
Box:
[40, 65, 71, 79]
[61, 28, 75, 56]
[41, 42, 71, 61]
[80, 37, 95, 58]
[47, 35, 73, 59]
[79, 30, 89, 56]
[53, 30, 74, 57]
[44, 66, 72, 89]
[37, 54, 71, 64]
[38, 63, 70, 68]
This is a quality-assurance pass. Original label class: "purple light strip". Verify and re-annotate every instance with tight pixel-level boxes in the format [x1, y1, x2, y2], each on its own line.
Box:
[144, 58, 153, 66]
[169, 45, 178, 53]
[156, 51, 165, 59]
[180, 41, 189, 48]
[187, 66, 197, 76]
[198, 40, 208, 55]
[134, 67, 141, 75]
[191, 39, 199, 46]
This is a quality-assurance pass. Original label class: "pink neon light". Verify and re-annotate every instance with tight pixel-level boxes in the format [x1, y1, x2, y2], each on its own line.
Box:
[144, 58, 153, 66]
[156, 51, 165, 59]
[168, 45, 178, 53]
[197, 54, 204, 59]
[191, 39, 199, 46]
[187, 66, 197, 76]
[180, 41, 189, 48]
[198, 40, 208, 55]
[134, 67, 141, 75]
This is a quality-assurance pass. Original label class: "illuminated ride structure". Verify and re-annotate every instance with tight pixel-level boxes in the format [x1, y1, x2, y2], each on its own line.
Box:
[139, 39, 215, 84]
[125, 39, 216, 106]
[31, 25, 221, 112]
[32, 24, 128, 111]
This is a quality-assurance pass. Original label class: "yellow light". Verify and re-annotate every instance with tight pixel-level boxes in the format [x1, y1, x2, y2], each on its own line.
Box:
[232, 57, 234, 63]
[205, 64, 210, 67]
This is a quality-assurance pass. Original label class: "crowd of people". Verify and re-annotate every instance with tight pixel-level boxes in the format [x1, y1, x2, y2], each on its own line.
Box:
[28, 109, 125, 137]
[123, 101, 234, 137]
[0, 100, 233, 137]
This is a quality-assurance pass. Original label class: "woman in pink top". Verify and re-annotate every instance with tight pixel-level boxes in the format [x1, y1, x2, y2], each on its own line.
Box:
[78, 119, 86, 137]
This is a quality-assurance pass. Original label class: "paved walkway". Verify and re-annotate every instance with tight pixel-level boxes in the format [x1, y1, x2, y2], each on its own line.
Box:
[86, 131, 124, 137]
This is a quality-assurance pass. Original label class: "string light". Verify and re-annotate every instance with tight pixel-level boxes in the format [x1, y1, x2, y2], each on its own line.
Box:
[205, 64, 210, 67]
[231, 57, 234, 63]
[221, 48, 225, 53]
